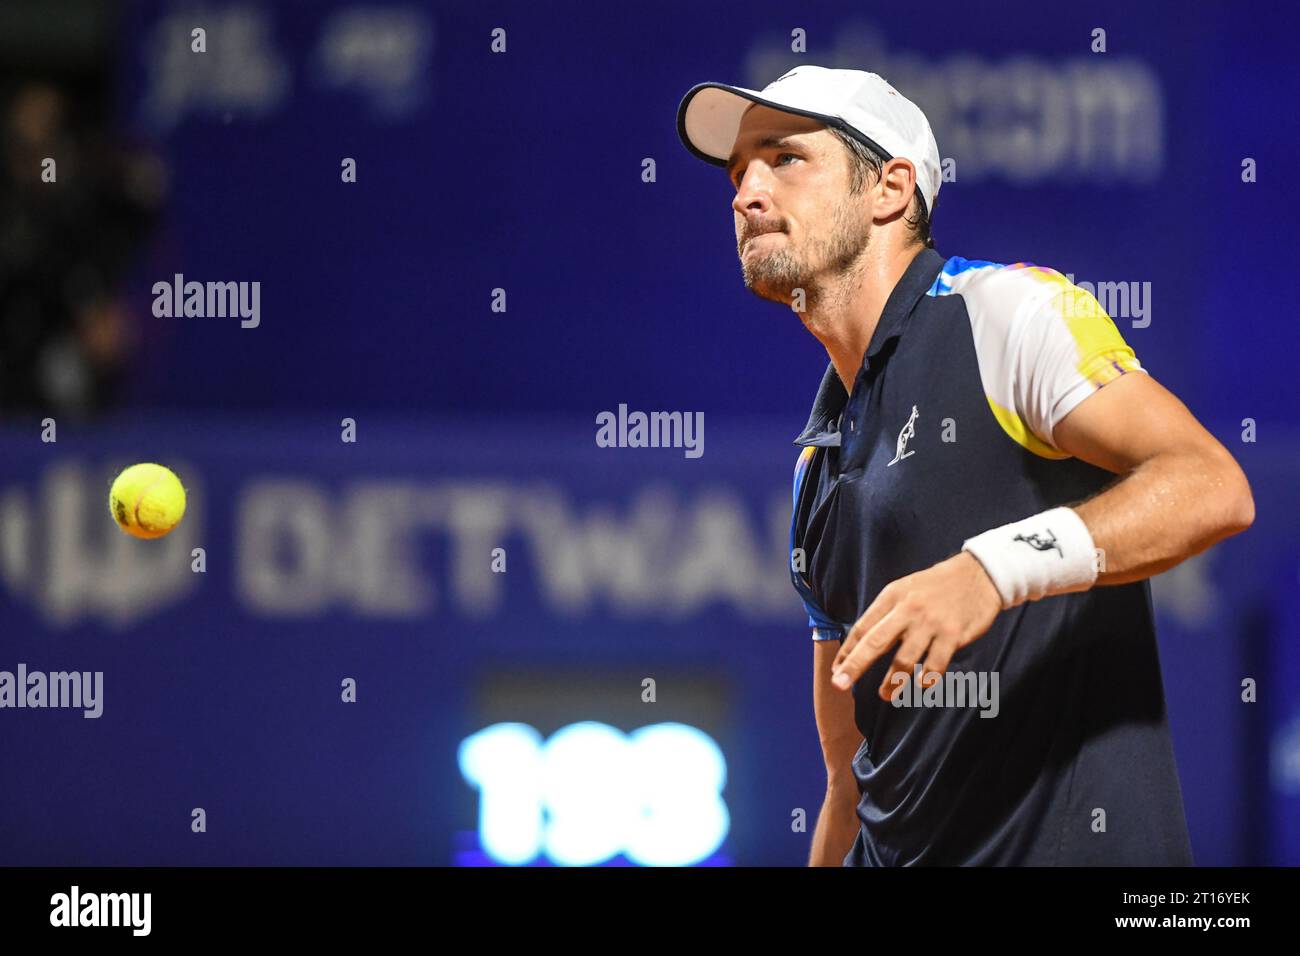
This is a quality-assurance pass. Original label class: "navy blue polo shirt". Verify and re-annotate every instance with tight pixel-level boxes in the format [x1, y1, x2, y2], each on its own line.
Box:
[790, 246, 1194, 866]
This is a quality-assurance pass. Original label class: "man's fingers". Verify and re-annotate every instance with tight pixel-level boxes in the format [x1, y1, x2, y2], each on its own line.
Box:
[920, 640, 958, 682]
[834, 588, 898, 670]
[877, 630, 935, 701]
[832, 606, 907, 689]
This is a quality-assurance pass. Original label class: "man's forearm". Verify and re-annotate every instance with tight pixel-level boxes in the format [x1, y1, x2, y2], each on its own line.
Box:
[1074, 447, 1254, 585]
[809, 783, 860, 866]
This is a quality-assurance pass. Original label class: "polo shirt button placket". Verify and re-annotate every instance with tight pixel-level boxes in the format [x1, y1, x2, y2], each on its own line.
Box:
[848, 359, 870, 437]
[842, 380, 870, 477]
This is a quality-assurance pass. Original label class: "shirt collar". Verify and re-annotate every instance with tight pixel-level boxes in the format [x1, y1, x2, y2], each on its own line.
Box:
[793, 246, 947, 447]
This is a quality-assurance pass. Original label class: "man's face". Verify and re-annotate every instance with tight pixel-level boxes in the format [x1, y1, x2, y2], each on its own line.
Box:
[727, 105, 871, 303]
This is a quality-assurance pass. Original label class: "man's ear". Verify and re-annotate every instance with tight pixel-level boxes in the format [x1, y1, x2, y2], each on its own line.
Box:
[876, 158, 918, 219]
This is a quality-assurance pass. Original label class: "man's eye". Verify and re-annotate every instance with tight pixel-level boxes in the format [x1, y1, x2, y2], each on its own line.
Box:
[732, 153, 800, 189]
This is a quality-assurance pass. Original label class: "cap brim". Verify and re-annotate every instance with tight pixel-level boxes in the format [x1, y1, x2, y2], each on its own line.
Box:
[676, 81, 930, 217]
[676, 81, 893, 169]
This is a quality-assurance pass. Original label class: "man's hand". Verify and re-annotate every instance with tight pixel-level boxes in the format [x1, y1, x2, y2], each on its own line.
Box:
[831, 551, 1003, 700]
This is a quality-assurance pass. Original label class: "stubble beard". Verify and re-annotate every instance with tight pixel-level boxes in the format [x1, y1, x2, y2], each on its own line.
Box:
[739, 199, 871, 312]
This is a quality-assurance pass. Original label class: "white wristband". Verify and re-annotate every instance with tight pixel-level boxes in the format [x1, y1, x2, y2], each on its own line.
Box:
[961, 506, 1102, 609]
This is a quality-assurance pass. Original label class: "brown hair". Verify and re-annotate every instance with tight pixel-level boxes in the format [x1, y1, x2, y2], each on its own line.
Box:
[826, 124, 935, 249]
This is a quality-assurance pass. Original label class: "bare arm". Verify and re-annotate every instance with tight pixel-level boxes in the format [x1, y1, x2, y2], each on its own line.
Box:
[809, 639, 864, 866]
[829, 369, 1255, 698]
[1054, 371, 1254, 582]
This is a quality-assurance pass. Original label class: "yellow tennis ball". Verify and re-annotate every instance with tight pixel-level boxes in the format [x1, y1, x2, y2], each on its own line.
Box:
[109, 463, 187, 539]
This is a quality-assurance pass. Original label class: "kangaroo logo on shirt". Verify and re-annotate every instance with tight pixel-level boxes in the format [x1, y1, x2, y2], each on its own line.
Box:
[887, 405, 919, 466]
[1013, 529, 1063, 558]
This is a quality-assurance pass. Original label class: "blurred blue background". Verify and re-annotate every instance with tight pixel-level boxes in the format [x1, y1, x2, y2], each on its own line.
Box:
[0, 0, 1297, 865]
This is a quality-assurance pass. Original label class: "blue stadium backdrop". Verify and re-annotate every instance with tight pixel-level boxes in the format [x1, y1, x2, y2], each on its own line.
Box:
[0, 0, 1297, 865]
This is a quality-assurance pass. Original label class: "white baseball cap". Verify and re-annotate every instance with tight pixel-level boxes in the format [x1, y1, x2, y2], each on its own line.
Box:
[676, 65, 942, 216]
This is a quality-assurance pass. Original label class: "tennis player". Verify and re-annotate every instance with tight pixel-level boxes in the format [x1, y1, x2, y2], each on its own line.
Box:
[676, 66, 1254, 865]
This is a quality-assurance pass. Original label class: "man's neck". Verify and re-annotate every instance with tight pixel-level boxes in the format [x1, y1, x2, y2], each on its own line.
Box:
[801, 243, 924, 395]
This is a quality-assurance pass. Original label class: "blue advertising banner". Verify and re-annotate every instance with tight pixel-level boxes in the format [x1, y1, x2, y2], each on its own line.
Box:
[0, 414, 1294, 864]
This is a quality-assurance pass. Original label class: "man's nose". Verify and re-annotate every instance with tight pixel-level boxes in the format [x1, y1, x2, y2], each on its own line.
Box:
[731, 165, 773, 218]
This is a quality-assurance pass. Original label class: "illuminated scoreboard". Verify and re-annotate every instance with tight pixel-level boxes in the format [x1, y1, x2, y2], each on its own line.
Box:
[455, 671, 732, 867]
